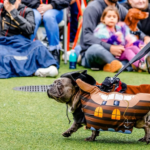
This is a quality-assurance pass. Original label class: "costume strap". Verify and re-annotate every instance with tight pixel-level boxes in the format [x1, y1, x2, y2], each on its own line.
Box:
[130, 30, 141, 36]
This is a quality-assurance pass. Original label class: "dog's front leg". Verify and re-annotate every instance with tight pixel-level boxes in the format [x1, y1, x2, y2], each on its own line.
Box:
[62, 121, 83, 137]
[85, 130, 100, 141]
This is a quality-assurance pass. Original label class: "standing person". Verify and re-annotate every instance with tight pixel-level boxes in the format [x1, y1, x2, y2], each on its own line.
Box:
[69, 0, 81, 47]
[0, 0, 58, 78]
[79, 0, 150, 73]
[21, 0, 74, 65]
[94, 6, 146, 71]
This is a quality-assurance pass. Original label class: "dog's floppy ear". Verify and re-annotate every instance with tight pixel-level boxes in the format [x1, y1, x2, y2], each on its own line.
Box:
[71, 90, 81, 112]
[124, 15, 132, 27]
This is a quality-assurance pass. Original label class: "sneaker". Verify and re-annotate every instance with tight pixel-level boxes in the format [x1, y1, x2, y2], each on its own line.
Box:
[139, 61, 147, 71]
[103, 60, 123, 73]
[61, 51, 71, 61]
[77, 54, 82, 65]
[50, 50, 60, 65]
[146, 54, 150, 73]
[35, 65, 58, 77]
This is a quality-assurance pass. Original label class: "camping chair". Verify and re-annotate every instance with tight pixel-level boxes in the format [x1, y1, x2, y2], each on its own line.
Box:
[38, 0, 67, 64]
[36, 9, 68, 64]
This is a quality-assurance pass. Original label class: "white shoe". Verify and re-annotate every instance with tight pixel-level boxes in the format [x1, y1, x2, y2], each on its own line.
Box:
[35, 66, 58, 77]
[62, 51, 71, 61]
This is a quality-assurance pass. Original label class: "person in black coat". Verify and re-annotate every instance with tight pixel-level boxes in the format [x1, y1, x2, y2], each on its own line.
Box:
[0, 0, 59, 78]
[122, 0, 150, 36]
[21, 0, 74, 65]
[122, 0, 150, 71]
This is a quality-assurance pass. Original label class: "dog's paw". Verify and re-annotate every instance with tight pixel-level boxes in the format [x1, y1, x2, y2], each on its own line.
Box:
[62, 131, 71, 137]
[84, 137, 95, 142]
[138, 137, 146, 142]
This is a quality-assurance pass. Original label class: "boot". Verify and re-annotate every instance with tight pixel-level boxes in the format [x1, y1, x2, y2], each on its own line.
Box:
[146, 54, 150, 73]
[50, 49, 60, 65]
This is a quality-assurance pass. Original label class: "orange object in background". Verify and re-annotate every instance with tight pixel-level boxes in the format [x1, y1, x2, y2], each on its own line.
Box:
[67, 22, 70, 51]
[71, 0, 87, 50]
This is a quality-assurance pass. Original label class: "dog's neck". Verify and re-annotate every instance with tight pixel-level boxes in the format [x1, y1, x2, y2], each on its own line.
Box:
[125, 18, 139, 32]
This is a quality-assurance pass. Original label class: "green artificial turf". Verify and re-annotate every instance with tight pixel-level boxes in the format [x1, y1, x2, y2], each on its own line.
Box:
[0, 62, 150, 150]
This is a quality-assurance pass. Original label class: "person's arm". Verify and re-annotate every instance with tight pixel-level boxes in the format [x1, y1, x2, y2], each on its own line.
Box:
[21, 0, 40, 9]
[81, 5, 111, 51]
[8, 8, 35, 35]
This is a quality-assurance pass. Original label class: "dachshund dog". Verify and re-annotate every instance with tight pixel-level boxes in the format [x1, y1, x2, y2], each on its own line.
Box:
[124, 8, 149, 39]
[47, 74, 150, 143]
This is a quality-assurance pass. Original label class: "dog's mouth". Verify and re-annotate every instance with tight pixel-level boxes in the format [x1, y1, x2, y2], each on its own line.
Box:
[47, 83, 65, 103]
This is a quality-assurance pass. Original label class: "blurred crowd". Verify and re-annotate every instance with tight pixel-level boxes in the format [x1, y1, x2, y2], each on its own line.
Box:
[0, 0, 150, 78]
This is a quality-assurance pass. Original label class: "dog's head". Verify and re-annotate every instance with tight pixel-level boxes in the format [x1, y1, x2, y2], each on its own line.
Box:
[47, 77, 81, 112]
[125, 8, 149, 26]
[47, 77, 76, 103]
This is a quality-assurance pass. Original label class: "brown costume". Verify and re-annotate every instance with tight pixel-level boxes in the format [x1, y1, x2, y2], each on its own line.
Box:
[76, 79, 150, 134]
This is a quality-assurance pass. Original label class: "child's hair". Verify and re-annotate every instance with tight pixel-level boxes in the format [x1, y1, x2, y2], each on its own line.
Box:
[101, 6, 120, 23]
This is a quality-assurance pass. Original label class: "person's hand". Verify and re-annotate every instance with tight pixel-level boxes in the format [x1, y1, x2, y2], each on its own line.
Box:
[70, 0, 76, 5]
[110, 45, 125, 57]
[37, 4, 53, 16]
[144, 36, 150, 45]
[115, 31, 122, 42]
[4, 0, 15, 13]
[139, 43, 146, 50]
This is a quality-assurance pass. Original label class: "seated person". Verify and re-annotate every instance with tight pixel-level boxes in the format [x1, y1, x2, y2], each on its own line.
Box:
[93, 6, 146, 71]
[21, 0, 74, 64]
[79, 0, 150, 73]
[122, 0, 150, 36]
[122, 0, 150, 71]
[0, 0, 58, 78]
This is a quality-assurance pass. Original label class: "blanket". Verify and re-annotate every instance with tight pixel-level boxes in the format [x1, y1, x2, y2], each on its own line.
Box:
[0, 35, 58, 78]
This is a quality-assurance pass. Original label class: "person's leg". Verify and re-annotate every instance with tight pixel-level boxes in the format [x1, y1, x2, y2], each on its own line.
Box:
[128, 46, 145, 62]
[119, 47, 139, 67]
[43, 9, 63, 64]
[82, 44, 122, 72]
[30, 9, 42, 41]
[70, 2, 79, 43]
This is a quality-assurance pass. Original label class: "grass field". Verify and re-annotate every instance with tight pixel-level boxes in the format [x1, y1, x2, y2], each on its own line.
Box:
[1, 62, 150, 150]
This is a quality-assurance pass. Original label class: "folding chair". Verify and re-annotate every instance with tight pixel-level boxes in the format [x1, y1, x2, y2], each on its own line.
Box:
[36, 9, 68, 64]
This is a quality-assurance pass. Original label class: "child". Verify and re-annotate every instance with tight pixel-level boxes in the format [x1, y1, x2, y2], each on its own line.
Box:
[93, 6, 146, 71]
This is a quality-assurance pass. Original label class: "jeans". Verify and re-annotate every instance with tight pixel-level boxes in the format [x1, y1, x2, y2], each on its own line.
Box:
[31, 9, 63, 51]
[81, 44, 116, 69]
[75, 44, 133, 71]
[118, 0, 127, 3]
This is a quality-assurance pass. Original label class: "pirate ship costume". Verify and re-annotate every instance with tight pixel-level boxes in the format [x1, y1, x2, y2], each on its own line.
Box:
[62, 70, 150, 134]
